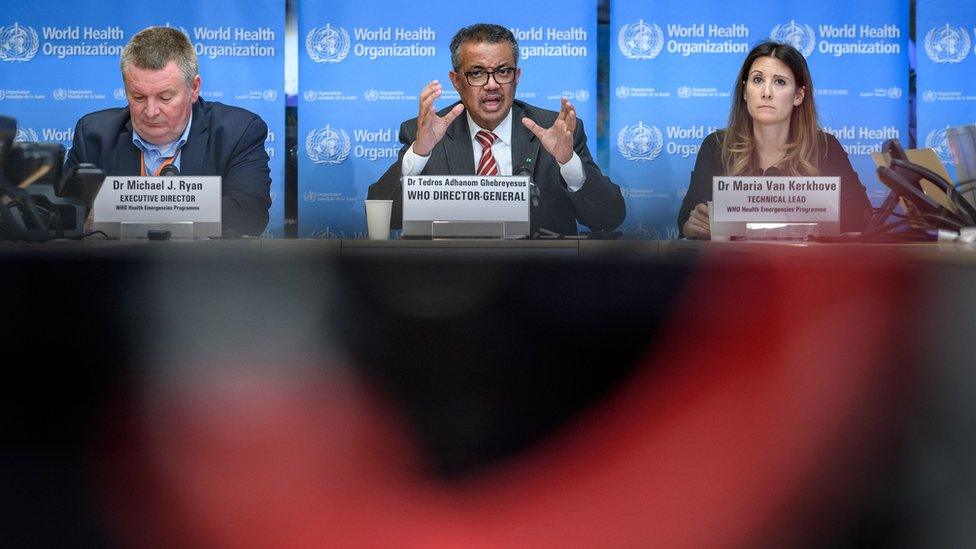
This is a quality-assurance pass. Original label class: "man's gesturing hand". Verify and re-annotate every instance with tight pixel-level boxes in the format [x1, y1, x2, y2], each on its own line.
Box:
[521, 97, 576, 165]
[412, 80, 465, 157]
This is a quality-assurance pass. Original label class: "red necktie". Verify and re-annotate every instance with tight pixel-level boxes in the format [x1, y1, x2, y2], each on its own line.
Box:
[476, 130, 499, 176]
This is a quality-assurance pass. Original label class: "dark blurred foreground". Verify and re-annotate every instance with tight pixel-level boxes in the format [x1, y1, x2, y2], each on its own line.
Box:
[2, 241, 975, 547]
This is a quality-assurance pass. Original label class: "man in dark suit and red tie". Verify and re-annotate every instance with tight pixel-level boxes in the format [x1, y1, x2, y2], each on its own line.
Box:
[65, 26, 272, 236]
[368, 23, 625, 236]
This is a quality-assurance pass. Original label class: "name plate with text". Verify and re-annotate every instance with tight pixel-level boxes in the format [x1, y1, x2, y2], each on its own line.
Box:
[93, 176, 221, 238]
[713, 176, 840, 223]
[402, 175, 530, 238]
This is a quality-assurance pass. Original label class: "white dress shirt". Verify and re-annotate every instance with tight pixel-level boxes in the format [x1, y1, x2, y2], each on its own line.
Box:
[400, 109, 586, 191]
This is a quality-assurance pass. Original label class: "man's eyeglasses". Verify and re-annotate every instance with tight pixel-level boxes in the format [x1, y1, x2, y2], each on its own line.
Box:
[462, 66, 518, 87]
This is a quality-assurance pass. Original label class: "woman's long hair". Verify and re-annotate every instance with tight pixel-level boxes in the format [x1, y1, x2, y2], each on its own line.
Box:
[722, 41, 825, 176]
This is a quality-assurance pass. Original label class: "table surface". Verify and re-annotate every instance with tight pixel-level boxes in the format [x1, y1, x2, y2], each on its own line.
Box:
[4, 237, 976, 268]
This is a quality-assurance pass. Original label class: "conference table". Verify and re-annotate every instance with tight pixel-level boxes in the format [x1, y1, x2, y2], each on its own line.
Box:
[3, 236, 976, 546]
[5, 233, 976, 260]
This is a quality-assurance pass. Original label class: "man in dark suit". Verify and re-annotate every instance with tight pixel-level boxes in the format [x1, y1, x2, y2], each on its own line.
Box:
[368, 23, 625, 236]
[65, 26, 271, 236]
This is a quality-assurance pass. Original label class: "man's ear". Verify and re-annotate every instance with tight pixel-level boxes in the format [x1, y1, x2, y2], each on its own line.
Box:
[190, 74, 201, 103]
[448, 71, 462, 93]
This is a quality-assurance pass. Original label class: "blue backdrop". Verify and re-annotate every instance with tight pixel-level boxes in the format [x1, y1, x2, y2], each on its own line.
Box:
[610, 1, 909, 238]
[5, 4, 963, 240]
[298, 2, 598, 238]
[916, 1, 976, 182]
[0, 1, 286, 237]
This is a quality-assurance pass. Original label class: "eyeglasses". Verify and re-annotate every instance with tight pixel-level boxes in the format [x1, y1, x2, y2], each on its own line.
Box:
[462, 66, 518, 87]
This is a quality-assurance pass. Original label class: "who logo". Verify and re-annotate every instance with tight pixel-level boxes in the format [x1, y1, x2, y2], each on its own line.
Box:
[15, 127, 38, 142]
[617, 20, 664, 60]
[617, 122, 663, 161]
[770, 20, 817, 57]
[0, 23, 39, 62]
[925, 128, 954, 163]
[306, 125, 351, 165]
[306, 24, 350, 64]
[924, 24, 970, 64]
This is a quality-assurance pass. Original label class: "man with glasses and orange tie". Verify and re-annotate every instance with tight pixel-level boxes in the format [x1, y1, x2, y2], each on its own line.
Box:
[369, 23, 625, 236]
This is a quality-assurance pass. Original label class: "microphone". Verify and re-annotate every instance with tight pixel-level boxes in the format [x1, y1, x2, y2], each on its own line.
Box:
[514, 157, 539, 209]
[515, 157, 551, 237]
[514, 156, 533, 178]
[159, 164, 180, 176]
[762, 166, 782, 177]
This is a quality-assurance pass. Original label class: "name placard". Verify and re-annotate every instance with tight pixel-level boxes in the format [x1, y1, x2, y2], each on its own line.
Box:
[712, 176, 840, 223]
[93, 176, 221, 238]
[402, 175, 530, 237]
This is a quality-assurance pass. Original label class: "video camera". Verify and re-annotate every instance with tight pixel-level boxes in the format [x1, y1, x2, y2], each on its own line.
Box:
[0, 115, 105, 241]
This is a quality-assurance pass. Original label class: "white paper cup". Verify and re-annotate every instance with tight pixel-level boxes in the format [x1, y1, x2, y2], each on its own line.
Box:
[364, 199, 393, 240]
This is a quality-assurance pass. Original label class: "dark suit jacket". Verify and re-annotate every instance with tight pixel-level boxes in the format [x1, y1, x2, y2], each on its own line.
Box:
[65, 98, 272, 236]
[368, 100, 625, 235]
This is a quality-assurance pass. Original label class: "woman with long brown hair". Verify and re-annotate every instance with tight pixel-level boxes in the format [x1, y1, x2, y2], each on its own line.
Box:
[678, 41, 871, 239]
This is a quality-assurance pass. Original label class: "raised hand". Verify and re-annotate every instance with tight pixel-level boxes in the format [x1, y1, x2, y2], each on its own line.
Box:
[521, 97, 577, 165]
[413, 80, 465, 157]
